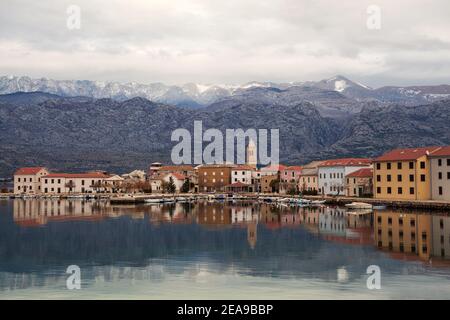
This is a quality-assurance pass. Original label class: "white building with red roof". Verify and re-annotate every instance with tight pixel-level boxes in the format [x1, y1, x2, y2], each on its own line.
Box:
[318, 158, 372, 196]
[14, 167, 49, 194]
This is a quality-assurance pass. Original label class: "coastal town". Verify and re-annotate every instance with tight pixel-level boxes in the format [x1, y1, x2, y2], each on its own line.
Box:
[3, 144, 450, 206]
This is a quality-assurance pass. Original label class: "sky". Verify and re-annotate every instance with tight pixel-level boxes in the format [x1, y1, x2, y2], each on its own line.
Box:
[1, 0, 450, 88]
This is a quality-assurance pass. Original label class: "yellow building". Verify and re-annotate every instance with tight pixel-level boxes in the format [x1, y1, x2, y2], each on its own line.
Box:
[373, 147, 441, 200]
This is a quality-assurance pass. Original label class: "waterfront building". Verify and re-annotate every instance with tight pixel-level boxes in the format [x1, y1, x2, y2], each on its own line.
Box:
[14, 167, 49, 195]
[429, 146, 450, 201]
[280, 166, 302, 194]
[197, 164, 233, 192]
[121, 170, 146, 182]
[162, 172, 187, 192]
[231, 165, 254, 187]
[298, 161, 323, 194]
[318, 158, 372, 196]
[345, 168, 373, 197]
[41, 172, 111, 194]
[373, 146, 441, 200]
[260, 174, 279, 193]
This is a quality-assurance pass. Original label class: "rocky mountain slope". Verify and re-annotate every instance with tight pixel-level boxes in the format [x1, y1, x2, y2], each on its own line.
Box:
[2, 75, 450, 110]
[1, 92, 449, 177]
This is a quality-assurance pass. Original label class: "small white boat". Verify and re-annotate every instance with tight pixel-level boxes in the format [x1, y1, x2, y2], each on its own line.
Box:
[311, 200, 326, 205]
[145, 198, 162, 203]
[345, 202, 372, 209]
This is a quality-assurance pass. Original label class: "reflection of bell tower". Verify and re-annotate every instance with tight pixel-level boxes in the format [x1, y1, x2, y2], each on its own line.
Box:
[246, 139, 257, 168]
[247, 222, 257, 249]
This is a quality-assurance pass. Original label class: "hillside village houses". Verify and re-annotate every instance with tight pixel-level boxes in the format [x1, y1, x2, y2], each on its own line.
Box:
[10, 143, 450, 202]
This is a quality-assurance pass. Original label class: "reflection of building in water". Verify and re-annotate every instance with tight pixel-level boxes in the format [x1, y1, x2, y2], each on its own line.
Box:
[319, 207, 347, 236]
[247, 222, 257, 249]
[13, 199, 147, 226]
[374, 210, 433, 260]
[432, 216, 450, 259]
[195, 202, 232, 227]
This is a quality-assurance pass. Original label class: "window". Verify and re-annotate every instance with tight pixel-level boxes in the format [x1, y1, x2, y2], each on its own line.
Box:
[399, 218, 403, 226]
[397, 174, 402, 182]
[397, 162, 402, 170]
[448, 172, 450, 179]
[438, 159, 442, 166]
[18, 178, 21, 182]
[439, 172, 442, 180]
[387, 163, 391, 170]
[439, 187, 443, 195]
[410, 187, 415, 195]
[387, 174, 391, 182]
[410, 219, 415, 227]
[398, 187, 402, 194]
[377, 175, 381, 182]
[377, 187, 381, 194]
[387, 187, 392, 194]
[57, 179, 61, 184]
[377, 216, 382, 223]
[376, 163, 381, 170]
[420, 161, 425, 169]
[447, 159, 450, 166]
[409, 162, 414, 169]
[51, 179, 54, 184]
[420, 174, 426, 182]
[388, 217, 392, 225]
[409, 174, 414, 182]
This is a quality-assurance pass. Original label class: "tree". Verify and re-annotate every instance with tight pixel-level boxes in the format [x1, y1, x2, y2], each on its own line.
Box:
[65, 180, 75, 193]
[287, 187, 297, 196]
[165, 177, 176, 194]
[180, 179, 190, 193]
[269, 179, 280, 193]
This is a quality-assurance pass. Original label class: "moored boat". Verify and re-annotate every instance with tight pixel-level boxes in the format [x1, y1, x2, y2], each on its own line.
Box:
[345, 202, 372, 209]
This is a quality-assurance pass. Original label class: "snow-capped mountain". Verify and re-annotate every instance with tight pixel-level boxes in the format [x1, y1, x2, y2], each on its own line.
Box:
[1, 75, 449, 108]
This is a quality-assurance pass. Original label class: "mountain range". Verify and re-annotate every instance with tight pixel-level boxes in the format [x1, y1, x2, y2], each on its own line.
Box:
[2, 75, 450, 111]
[1, 77, 450, 177]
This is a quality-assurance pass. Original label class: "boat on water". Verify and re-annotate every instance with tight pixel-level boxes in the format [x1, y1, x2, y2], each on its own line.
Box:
[346, 208, 373, 215]
[311, 200, 326, 205]
[345, 202, 373, 209]
[372, 205, 387, 210]
[145, 198, 162, 203]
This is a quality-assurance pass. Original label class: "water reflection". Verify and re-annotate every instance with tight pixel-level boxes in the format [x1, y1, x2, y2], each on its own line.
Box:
[0, 199, 449, 298]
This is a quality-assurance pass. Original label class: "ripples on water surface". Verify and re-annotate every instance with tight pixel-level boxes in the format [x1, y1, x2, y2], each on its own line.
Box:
[0, 199, 449, 299]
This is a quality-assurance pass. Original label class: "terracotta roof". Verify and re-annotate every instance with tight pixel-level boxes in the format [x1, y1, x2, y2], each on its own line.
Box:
[158, 165, 194, 171]
[319, 158, 372, 167]
[43, 172, 111, 178]
[14, 167, 46, 175]
[375, 146, 442, 161]
[284, 166, 302, 171]
[429, 146, 450, 157]
[233, 165, 254, 170]
[165, 172, 186, 180]
[261, 164, 287, 171]
[346, 168, 373, 178]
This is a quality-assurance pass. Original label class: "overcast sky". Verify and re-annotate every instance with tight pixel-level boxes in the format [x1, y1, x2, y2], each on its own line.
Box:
[1, 0, 450, 87]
